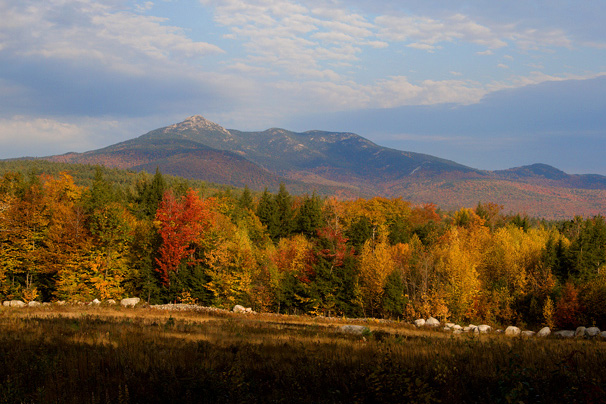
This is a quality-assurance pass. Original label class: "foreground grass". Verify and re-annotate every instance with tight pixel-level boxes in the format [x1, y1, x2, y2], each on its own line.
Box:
[1, 307, 606, 403]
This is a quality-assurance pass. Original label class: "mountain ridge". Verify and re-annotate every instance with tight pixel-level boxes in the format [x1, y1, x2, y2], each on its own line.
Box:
[30, 115, 606, 218]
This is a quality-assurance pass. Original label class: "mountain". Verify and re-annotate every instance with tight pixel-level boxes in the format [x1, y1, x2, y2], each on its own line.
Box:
[40, 115, 606, 219]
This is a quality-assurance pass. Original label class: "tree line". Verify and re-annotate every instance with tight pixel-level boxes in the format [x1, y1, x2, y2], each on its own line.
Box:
[1, 167, 605, 329]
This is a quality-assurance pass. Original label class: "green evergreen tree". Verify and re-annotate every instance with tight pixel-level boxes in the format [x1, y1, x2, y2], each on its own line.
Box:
[274, 183, 295, 240]
[382, 270, 407, 319]
[256, 188, 280, 241]
[238, 185, 254, 211]
[296, 192, 324, 238]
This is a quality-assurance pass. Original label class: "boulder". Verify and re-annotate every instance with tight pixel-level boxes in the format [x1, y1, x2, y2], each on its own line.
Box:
[425, 317, 440, 327]
[233, 305, 247, 313]
[340, 325, 370, 335]
[90, 299, 101, 306]
[452, 324, 463, 331]
[600, 331, 606, 340]
[28, 301, 41, 307]
[120, 297, 140, 308]
[586, 327, 600, 337]
[445, 322, 456, 329]
[106, 299, 117, 305]
[3, 300, 26, 308]
[477, 325, 492, 334]
[575, 326, 586, 338]
[463, 324, 476, 333]
[521, 331, 535, 338]
[414, 319, 426, 328]
[505, 326, 521, 337]
[554, 330, 575, 339]
[443, 326, 452, 332]
[453, 329, 463, 335]
[536, 327, 551, 337]
[55, 300, 66, 305]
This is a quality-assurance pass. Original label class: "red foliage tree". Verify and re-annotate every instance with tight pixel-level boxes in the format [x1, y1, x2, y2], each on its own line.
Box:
[155, 189, 211, 286]
[554, 283, 583, 329]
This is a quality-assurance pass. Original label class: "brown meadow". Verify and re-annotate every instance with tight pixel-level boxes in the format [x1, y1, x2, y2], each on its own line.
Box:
[1, 305, 606, 403]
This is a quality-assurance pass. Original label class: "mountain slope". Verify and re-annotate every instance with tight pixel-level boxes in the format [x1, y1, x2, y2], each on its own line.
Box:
[37, 115, 606, 219]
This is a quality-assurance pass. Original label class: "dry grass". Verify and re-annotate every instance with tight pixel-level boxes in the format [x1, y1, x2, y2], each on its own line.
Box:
[1, 306, 606, 403]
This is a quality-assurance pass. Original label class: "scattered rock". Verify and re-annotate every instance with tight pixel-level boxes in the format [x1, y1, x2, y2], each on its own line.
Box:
[600, 331, 606, 340]
[521, 331, 535, 338]
[453, 329, 463, 335]
[425, 317, 440, 327]
[536, 327, 551, 337]
[554, 330, 575, 339]
[120, 297, 140, 308]
[452, 324, 462, 331]
[505, 326, 521, 337]
[28, 301, 41, 307]
[233, 305, 246, 313]
[340, 325, 370, 335]
[575, 326, 586, 338]
[414, 319, 426, 328]
[55, 300, 66, 305]
[106, 299, 116, 305]
[443, 326, 452, 332]
[586, 327, 600, 337]
[89, 299, 101, 306]
[3, 300, 26, 308]
[445, 322, 456, 329]
[477, 325, 492, 334]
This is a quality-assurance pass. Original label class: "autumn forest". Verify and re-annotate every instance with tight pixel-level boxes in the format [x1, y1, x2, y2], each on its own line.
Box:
[2, 163, 606, 330]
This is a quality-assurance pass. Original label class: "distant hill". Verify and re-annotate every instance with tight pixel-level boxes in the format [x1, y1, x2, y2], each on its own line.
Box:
[29, 115, 606, 219]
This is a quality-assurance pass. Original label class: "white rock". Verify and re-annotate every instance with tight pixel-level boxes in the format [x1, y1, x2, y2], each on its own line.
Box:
[575, 326, 586, 337]
[452, 324, 462, 331]
[453, 329, 463, 335]
[340, 325, 370, 335]
[463, 326, 472, 332]
[90, 299, 101, 305]
[425, 317, 440, 327]
[554, 330, 575, 339]
[55, 300, 66, 305]
[505, 326, 521, 337]
[4, 300, 26, 308]
[443, 326, 452, 332]
[414, 319, 426, 328]
[600, 331, 606, 340]
[477, 325, 492, 334]
[120, 297, 140, 308]
[106, 299, 116, 305]
[28, 301, 41, 307]
[521, 331, 535, 337]
[586, 327, 600, 337]
[233, 304, 247, 313]
[536, 327, 551, 337]
[471, 326, 480, 334]
[445, 323, 456, 329]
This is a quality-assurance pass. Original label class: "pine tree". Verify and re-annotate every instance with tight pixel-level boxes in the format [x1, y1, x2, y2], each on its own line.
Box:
[295, 192, 323, 238]
[256, 188, 280, 241]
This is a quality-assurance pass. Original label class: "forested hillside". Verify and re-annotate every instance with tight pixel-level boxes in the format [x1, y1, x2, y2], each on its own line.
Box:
[1, 162, 606, 329]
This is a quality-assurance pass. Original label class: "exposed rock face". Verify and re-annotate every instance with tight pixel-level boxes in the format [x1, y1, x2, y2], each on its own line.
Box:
[414, 319, 426, 328]
[340, 325, 370, 335]
[120, 297, 140, 308]
[505, 326, 521, 337]
[536, 327, 551, 337]
[586, 327, 600, 337]
[425, 317, 440, 327]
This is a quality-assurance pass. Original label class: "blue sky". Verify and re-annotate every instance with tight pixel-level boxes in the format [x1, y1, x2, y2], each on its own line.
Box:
[1, 0, 605, 173]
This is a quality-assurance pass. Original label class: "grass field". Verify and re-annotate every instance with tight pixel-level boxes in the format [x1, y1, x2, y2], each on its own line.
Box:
[1, 306, 605, 403]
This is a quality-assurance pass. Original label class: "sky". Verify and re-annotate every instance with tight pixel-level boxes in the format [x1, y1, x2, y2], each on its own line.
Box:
[1, 0, 605, 174]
